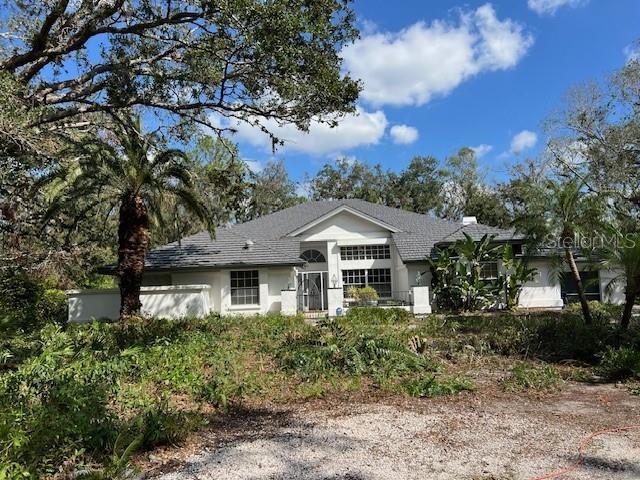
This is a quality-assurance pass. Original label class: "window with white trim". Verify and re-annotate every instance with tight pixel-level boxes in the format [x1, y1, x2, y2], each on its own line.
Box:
[342, 268, 392, 297]
[230, 270, 259, 305]
[340, 245, 390, 260]
[479, 262, 499, 281]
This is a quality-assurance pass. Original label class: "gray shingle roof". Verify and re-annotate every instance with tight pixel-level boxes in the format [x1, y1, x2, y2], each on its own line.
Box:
[142, 199, 523, 271]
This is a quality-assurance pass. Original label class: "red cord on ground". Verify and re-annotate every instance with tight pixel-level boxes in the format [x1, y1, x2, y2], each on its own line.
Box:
[530, 424, 640, 480]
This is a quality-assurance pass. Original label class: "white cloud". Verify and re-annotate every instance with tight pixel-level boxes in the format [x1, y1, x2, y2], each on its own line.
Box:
[244, 160, 263, 173]
[341, 4, 533, 107]
[390, 124, 419, 145]
[510, 130, 538, 155]
[470, 144, 493, 158]
[527, 0, 588, 16]
[216, 106, 388, 155]
[624, 44, 640, 63]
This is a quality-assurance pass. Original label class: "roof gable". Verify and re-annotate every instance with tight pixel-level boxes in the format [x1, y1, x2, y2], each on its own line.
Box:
[287, 205, 400, 237]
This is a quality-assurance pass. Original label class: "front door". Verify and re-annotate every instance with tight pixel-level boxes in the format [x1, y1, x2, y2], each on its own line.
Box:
[297, 272, 328, 311]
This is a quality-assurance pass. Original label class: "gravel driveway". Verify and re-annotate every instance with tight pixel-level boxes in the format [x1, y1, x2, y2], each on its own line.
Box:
[145, 383, 640, 480]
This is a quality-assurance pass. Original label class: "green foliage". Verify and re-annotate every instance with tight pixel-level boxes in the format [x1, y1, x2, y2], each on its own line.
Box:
[402, 375, 475, 397]
[428, 234, 536, 312]
[346, 286, 379, 303]
[308, 151, 510, 227]
[499, 244, 538, 310]
[343, 307, 413, 324]
[275, 316, 435, 382]
[2, 307, 638, 477]
[1, 1, 360, 140]
[502, 362, 562, 392]
[0, 269, 67, 332]
[597, 347, 640, 380]
[564, 301, 623, 324]
[627, 383, 640, 396]
[242, 160, 304, 222]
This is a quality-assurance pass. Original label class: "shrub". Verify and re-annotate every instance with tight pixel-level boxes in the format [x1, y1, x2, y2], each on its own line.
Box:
[0, 269, 44, 331]
[347, 286, 379, 304]
[597, 346, 640, 380]
[502, 362, 562, 392]
[402, 375, 475, 397]
[276, 316, 434, 381]
[0, 270, 68, 332]
[565, 301, 623, 324]
[36, 288, 68, 325]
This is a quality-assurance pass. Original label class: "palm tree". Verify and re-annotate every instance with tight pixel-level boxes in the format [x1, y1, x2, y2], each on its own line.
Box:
[546, 178, 604, 325]
[43, 115, 213, 316]
[599, 232, 640, 330]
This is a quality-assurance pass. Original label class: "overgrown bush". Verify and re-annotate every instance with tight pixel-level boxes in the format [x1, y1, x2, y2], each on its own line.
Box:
[346, 286, 379, 304]
[564, 300, 623, 324]
[343, 307, 413, 324]
[0, 269, 68, 332]
[597, 346, 640, 380]
[276, 316, 435, 382]
[2, 309, 638, 478]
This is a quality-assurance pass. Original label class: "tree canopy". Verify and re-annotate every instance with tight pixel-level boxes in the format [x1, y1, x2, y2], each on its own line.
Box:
[0, 0, 360, 150]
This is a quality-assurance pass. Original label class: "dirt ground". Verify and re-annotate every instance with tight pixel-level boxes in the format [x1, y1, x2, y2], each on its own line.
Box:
[142, 382, 640, 480]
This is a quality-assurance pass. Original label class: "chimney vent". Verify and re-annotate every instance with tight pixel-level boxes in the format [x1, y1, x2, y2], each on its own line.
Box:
[244, 239, 254, 250]
[462, 216, 477, 225]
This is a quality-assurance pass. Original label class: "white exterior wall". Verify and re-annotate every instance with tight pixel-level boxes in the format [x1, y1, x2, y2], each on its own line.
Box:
[599, 268, 626, 305]
[519, 260, 626, 308]
[299, 210, 397, 298]
[518, 259, 564, 308]
[67, 285, 211, 323]
[171, 271, 218, 308]
[267, 268, 294, 312]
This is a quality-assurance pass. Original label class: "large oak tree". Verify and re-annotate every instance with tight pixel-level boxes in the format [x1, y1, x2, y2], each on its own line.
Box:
[0, 0, 360, 314]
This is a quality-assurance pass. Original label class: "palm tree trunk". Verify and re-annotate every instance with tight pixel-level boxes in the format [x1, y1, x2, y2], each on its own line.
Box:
[621, 291, 636, 331]
[117, 193, 150, 317]
[564, 247, 593, 325]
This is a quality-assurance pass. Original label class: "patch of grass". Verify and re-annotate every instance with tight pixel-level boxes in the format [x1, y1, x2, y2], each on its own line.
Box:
[597, 346, 640, 381]
[402, 375, 475, 398]
[627, 383, 640, 396]
[502, 362, 562, 392]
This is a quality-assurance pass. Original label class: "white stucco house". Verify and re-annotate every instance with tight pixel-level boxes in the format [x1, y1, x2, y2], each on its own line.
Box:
[67, 199, 625, 322]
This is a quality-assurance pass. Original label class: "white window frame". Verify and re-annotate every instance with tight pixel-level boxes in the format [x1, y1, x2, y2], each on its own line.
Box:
[230, 270, 260, 306]
[340, 244, 390, 261]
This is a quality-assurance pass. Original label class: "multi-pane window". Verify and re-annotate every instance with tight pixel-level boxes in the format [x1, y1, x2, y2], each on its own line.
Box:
[230, 270, 259, 305]
[342, 268, 392, 298]
[367, 268, 392, 297]
[479, 262, 499, 280]
[340, 245, 390, 260]
[342, 269, 366, 294]
[367, 245, 391, 259]
[300, 249, 326, 263]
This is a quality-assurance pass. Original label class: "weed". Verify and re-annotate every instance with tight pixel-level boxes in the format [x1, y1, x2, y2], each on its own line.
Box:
[502, 362, 562, 392]
[597, 347, 640, 381]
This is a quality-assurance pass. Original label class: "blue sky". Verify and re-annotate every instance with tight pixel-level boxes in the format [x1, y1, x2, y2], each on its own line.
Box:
[226, 0, 639, 185]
